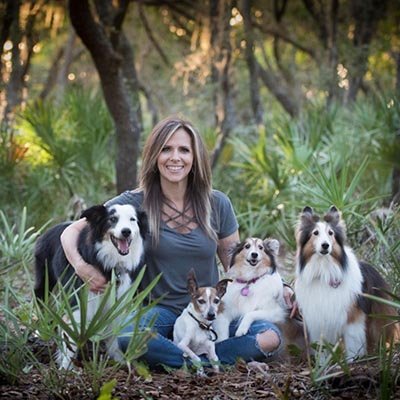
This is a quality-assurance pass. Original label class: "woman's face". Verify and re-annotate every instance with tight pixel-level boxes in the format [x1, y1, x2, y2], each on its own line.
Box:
[157, 128, 194, 187]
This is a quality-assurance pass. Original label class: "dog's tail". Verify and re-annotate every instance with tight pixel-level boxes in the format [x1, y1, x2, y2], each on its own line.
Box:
[360, 261, 400, 351]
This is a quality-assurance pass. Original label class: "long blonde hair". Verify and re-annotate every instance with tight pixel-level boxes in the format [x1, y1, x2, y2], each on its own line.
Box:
[139, 116, 215, 245]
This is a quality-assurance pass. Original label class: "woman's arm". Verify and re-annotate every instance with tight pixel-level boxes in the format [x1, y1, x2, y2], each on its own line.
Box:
[217, 230, 240, 272]
[60, 219, 107, 293]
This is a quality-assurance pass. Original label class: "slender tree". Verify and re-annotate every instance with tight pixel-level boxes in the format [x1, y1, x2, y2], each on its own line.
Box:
[346, 0, 388, 103]
[69, 0, 142, 192]
[241, 0, 264, 125]
[209, 0, 236, 169]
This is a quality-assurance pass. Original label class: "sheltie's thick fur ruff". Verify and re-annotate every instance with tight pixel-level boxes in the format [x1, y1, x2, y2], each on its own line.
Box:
[214, 238, 287, 342]
[295, 206, 398, 359]
[34, 203, 147, 368]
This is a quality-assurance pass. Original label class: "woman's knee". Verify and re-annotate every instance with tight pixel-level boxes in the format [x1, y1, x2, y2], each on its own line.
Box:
[256, 329, 281, 353]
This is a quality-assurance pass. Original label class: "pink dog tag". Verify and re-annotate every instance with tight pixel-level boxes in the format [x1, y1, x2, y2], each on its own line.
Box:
[241, 286, 249, 296]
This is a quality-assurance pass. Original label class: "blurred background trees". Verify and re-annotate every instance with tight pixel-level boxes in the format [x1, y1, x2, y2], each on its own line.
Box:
[1, 0, 399, 261]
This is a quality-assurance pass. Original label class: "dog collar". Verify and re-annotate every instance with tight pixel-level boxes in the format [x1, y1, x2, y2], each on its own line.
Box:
[329, 279, 341, 288]
[188, 312, 218, 342]
[236, 272, 270, 296]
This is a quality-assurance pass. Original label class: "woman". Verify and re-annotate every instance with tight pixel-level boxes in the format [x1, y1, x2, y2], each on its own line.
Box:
[61, 116, 284, 368]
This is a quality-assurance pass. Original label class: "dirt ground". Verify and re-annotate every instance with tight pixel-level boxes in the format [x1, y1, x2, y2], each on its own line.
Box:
[1, 347, 399, 400]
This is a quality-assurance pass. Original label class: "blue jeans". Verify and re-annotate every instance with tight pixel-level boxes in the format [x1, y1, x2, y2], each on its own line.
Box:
[118, 305, 282, 369]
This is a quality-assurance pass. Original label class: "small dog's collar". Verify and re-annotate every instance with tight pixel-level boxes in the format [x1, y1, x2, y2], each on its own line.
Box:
[236, 271, 270, 296]
[188, 311, 218, 342]
[235, 272, 269, 285]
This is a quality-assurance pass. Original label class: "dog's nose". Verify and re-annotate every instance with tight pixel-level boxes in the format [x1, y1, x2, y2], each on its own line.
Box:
[121, 228, 131, 238]
[321, 242, 329, 250]
[251, 252, 258, 259]
[207, 311, 215, 320]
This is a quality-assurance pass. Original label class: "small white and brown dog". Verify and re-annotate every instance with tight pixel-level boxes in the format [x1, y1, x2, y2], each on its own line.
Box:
[173, 269, 230, 373]
[294, 206, 398, 361]
[214, 238, 288, 343]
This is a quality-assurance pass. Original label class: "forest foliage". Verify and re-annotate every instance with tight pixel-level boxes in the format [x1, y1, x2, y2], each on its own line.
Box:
[0, 1, 400, 397]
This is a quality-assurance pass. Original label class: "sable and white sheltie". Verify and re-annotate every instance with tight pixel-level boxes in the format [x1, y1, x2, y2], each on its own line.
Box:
[34, 203, 147, 368]
[214, 238, 288, 342]
[294, 205, 398, 360]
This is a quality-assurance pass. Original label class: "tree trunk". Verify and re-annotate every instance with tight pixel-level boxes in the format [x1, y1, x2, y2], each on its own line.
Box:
[209, 0, 236, 169]
[69, 0, 142, 192]
[346, 0, 388, 103]
[40, 30, 83, 101]
[1, 0, 41, 124]
[326, 0, 339, 106]
[256, 59, 299, 117]
[240, 0, 264, 126]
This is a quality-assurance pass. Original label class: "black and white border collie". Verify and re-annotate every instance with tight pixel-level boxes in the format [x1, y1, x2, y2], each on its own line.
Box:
[214, 238, 287, 342]
[34, 203, 147, 368]
[294, 206, 398, 360]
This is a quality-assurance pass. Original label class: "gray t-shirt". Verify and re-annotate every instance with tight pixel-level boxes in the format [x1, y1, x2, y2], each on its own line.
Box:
[106, 189, 238, 315]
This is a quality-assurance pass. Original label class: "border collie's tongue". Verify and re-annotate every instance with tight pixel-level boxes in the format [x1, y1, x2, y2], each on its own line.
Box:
[118, 238, 130, 255]
[112, 236, 130, 255]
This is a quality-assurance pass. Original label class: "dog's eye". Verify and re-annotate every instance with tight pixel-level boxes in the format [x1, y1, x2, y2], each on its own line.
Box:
[258, 245, 263, 250]
[213, 298, 220, 304]
[130, 217, 137, 222]
[197, 299, 206, 304]
[110, 216, 118, 223]
[313, 230, 319, 236]
[328, 230, 334, 236]
[245, 243, 251, 249]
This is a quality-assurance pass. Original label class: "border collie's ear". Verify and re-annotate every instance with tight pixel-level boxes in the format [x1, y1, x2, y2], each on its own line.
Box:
[187, 268, 198, 296]
[264, 238, 280, 256]
[302, 206, 313, 214]
[137, 210, 149, 239]
[216, 278, 232, 298]
[80, 205, 107, 224]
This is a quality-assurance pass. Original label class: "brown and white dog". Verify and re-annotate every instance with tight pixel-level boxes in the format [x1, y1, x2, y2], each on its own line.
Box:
[214, 238, 288, 343]
[294, 206, 398, 361]
[173, 269, 230, 373]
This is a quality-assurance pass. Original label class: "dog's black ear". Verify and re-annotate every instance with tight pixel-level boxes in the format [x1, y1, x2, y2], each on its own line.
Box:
[80, 205, 108, 225]
[216, 278, 231, 298]
[187, 268, 198, 296]
[264, 238, 280, 257]
[302, 206, 313, 215]
[80, 205, 109, 240]
[137, 210, 149, 239]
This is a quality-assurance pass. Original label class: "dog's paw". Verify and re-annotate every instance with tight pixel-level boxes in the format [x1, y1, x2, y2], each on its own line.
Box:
[196, 367, 206, 377]
[235, 324, 249, 337]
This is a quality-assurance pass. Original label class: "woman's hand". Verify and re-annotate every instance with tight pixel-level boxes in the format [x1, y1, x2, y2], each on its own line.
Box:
[283, 284, 301, 319]
[75, 261, 108, 293]
[217, 230, 240, 272]
[60, 218, 107, 293]
[283, 284, 294, 309]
